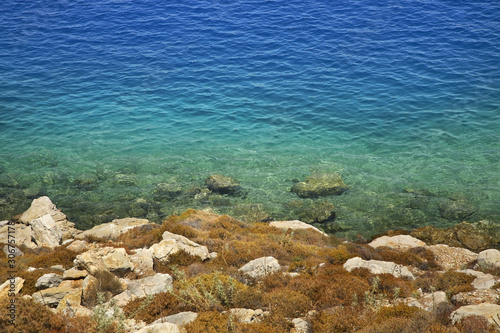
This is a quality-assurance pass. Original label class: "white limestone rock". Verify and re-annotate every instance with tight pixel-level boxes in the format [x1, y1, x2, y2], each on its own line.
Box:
[149, 231, 210, 263]
[269, 220, 327, 236]
[450, 303, 500, 326]
[75, 217, 151, 241]
[368, 235, 426, 250]
[74, 247, 134, 277]
[239, 257, 281, 279]
[343, 257, 415, 280]
[30, 214, 62, 248]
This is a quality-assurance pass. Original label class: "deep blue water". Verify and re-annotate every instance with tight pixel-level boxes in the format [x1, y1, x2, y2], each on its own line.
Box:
[1, 0, 499, 237]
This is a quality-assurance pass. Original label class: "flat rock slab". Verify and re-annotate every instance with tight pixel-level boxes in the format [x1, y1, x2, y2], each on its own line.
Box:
[452, 289, 500, 306]
[0, 277, 24, 299]
[343, 257, 415, 280]
[153, 311, 198, 327]
[75, 217, 151, 241]
[459, 269, 499, 290]
[450, 303, 500, 326]
[368, 235, 426, 250]
[32, 285, 74, 308]
[63, 268, 88, 280]
[269, 220, 327, 236]
[239, 256, 281, 279]
[427, 244, 477, 270]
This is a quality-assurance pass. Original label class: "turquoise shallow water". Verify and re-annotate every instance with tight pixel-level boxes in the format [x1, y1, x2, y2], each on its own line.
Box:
[0, 0, 499, 237]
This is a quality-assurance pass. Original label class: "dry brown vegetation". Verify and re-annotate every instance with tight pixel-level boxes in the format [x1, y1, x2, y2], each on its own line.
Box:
[4, 209, 500, 333]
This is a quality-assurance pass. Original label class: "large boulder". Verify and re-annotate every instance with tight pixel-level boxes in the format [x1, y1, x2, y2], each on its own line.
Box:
[31, 214, 62, 248]
[291, 173, 348, 198]
[56, 288, 83, 315]
[427, 244, 477, 270]
[74, 247, 134, 277]
[239, 257, 281, 279]
[123, 273, 173, 299]
[368, 235, 426, 250]
[149, 231, 210, 263]
[35, 273, 63, 290]
[450, 303, 500, 326]
[75, 217, 151, 241]
[343, 257, 415, 280]
[476, 249, 500, 270]
[205, 174, 241, 195]
[18, 196, 78, 239]
[32, 285, 74, 308]
[269, 220, 327, 236]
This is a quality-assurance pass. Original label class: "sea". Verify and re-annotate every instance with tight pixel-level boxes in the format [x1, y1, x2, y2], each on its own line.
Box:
[1, 0, 499, 238]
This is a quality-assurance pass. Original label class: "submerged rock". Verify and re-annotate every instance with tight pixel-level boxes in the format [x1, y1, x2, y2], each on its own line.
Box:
[439, 199, 476, 221]
[288, 200, 336, 224]
[410, 222, 500, 252]
[205, 174, 242, 195]
[291, 173, 348, 198]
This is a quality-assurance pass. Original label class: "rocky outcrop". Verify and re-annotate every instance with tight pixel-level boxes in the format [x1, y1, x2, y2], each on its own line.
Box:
[205, 174, 242, 195]
[269, 220, 328, 236]
[291, 173, 348, 198]
[239, 257, 281, 279]
[35, 273, 63, 290]
[343, 257, 415, 280]
[75, 217, 151, 241]
[74, 247, 134, 277]
[31, 214, 63, 248]
[18, 196, 79, 239]
[450, 303, 500, 326]
[149, 231, 210, 263]
[439, 199, 476, 221]
[368, 235, 426, 250]
[32, 285, 74, 307]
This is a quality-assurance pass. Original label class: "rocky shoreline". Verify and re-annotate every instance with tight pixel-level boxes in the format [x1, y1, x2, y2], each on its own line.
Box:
[1, 196, 500, 332]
